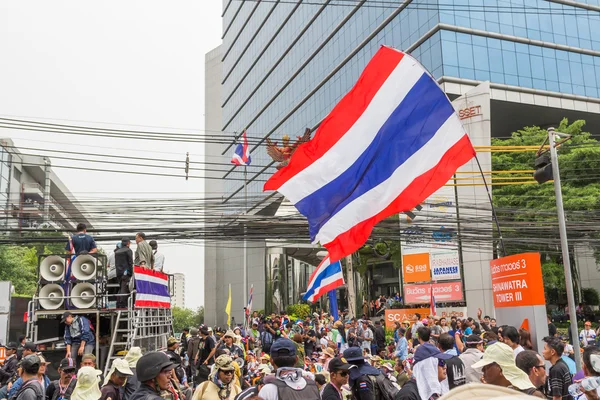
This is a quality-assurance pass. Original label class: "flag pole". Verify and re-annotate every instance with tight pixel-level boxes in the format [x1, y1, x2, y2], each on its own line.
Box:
[243, 165, 248, 324]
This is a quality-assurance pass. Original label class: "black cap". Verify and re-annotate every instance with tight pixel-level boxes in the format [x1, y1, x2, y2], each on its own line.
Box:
[5, 342, 18, 350]
[121, 237, 131, 244]
[23, 342, 37, 352]
[20, 355, 41, 373]
[60, 358, 76, 371]
[413, 343, 453, 364]
[328, 357, 355, 372]
[269, 338, 296, 357]
[343, 347, 365, 362]
[61, 311, 73, 323]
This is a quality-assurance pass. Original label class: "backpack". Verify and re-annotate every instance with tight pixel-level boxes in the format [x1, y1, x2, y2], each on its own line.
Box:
[14, 380, 44, 400]
[373, 374, 399, 400]
[261, 331, 273, 352]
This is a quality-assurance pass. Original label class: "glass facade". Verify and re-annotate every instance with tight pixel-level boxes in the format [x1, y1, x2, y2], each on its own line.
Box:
[222, 0, 600, 206]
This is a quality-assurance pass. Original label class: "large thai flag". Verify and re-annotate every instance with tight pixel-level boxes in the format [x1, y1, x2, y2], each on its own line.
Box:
[264, 46, 475, 262]
[303, 256, 345, 303]
[231, 130, 251, 166]
[134, 266, 171, 308]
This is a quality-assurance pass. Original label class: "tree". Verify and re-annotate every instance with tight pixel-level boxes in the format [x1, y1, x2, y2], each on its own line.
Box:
[172, 306, 204, 332]
[0, 245, 38, 296]
[491, 119, 600, 305]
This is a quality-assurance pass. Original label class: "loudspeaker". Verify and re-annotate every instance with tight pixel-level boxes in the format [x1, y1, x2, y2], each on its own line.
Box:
[39, 284, 65, 310]
[70, 283, 96, 309]
[71, 255, 97, 281]
[39, 255, 66, 282]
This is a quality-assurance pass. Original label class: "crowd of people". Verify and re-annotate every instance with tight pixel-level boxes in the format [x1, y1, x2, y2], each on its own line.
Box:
[2, 308, 600, 400]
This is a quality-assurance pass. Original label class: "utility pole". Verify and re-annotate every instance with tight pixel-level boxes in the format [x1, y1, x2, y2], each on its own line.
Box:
[42, 157, 51, 223]
[535, 127, 581, 370]
[345, 254, 357, 319]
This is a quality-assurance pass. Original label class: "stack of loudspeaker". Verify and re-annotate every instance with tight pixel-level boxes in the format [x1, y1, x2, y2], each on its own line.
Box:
[37, 254, 101, 310]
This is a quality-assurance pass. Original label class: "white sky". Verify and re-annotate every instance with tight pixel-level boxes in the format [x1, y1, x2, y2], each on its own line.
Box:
[0, 1, 223, 308]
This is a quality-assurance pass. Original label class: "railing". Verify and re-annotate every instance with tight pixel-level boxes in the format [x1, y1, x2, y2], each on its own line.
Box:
[22, 182, 44, 193]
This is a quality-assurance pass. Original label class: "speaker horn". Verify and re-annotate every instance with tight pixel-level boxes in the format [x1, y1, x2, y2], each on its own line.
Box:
[71, 255, 97, 281]
[40, 256, 65, 282]
[70, 283, 96, 309]
[39, 284, 65, 310]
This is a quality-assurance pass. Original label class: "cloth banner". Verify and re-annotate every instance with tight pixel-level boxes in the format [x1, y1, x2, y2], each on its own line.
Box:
[134, 266, 171, 308]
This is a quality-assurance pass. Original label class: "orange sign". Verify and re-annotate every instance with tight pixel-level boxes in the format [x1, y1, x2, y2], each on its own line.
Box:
[402, 253, 431, 283]
[0, 347, 5, 365]
[384, 308, 431, 330]
[490, 253, 545, 308]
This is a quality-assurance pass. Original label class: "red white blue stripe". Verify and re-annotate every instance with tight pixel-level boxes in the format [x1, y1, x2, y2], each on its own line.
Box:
[264, 46, 475, 262]
[231, 130, 251, 166]
[303, 255, 345, 303]
[134, 266, 171, 308]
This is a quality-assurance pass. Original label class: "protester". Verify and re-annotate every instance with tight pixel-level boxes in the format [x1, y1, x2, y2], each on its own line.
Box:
[581, 321, 597, 347]
[395, 328, 408, 361]
[130, 352, 174, 400]
[472, 342, 540, 397]
[0, 341, 19, 396]
[321, 357, 354, 400]
[134, 232, 154, 269]
[9, 355, 51, 398]
[115, 237, 134, 308]
[542, 336, 573, 400]
[360, 321, 374, 355]
[122, 347, 143, 400]
[258, 338, 320, 399]
[46, 358, 77, 400]
[149, 240, 165, 272]
[101, 359, 133, 400]
[342, 346, 381, 399]
[437, 333, 466, 389]
[374, 321, 386, 354]
[515, 350, 547, 396]
[219, 330, 244, 359]
[501, 326, 524, 356]
[66, 223, 97, 255]
[12, 355, 44, 400]
[459, 334, 484, 384]
[396, 342, 452, 400]
[62, 312, 95, 363]
[71, 367, 102, 400]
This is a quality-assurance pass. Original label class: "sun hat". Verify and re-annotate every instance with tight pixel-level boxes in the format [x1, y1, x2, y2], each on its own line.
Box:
[103, 358, 134, 386]
[71, 367, 102, 400]
[124, 347, 143, 368]
[438, 383, 536, 400]
[471, 342, 534, 390]
[223, 329, 236, 339]
[214, 355, 235, 371]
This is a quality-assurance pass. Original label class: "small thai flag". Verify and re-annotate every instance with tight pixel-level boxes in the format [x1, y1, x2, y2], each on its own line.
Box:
[231, 130, 251, 166]
[430, 284, 437, 316]
[303, 255, 345, 303]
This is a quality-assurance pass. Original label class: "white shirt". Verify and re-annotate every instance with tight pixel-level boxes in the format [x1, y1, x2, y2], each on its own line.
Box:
[258, 384, 279, 400]
[513, 345, 524, 356]
[362, 328, 373, 350]
[580, 329, 597, 346]
[153, 251, 165, 271]
[107, 251, 116, 280]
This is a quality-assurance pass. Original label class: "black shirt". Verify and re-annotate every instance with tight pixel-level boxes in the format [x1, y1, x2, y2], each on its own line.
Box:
[548, 323, 557, 337]
[395, 379, 420, 400]
[304, 330, 316, 356]
[546, 358, 572, 399]
[375, 326, 386, 349]
[198, 336, 216, 365]
[321, 383, 343, 400]
[445, 356, 466, 389]
[114, 247, 134, 277]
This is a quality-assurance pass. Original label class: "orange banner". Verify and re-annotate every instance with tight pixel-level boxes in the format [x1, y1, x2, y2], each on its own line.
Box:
[402, 253, 431, 283]
[490, 252, 545, 308]
[384, 308, 431, 330]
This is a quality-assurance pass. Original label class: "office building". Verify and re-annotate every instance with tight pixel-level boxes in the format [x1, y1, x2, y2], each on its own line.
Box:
[204, 0, 600, 325]
[1, 138, 94, 232]
[172, 273, 186, 308]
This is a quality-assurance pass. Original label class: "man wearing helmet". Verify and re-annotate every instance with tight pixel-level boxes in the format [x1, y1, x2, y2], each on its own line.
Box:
[129, 352, 174, 400]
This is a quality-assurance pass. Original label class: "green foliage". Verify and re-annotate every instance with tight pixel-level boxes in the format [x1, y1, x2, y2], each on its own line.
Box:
[172, 306, 204, 332]
[492, 119, 600, 305]
[582, 288, 600, 306]
[0, 245, 38, 296]
[286, 304, 311, 320]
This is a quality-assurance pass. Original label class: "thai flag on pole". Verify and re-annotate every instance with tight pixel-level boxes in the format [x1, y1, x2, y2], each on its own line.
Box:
[430, 284, 437, 316]
[134, 266, 171, 308]
[264, 46, 475, 262]
[303, 255, 345, 303]
[246, 284, 253, 316]
[231, 130, 251, 166]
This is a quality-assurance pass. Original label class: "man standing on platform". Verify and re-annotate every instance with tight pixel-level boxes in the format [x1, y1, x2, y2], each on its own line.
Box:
[66, 223, 97, 255]
[134, 233, 154, 269]
[115, 238, 134, 308]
